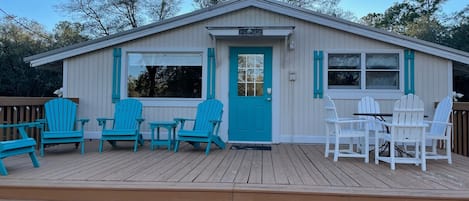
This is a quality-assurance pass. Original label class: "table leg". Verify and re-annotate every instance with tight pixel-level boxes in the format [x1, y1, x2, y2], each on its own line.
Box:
[167, 126, 171, 151]
[157, 127, 161, 149]
[151, 127, 155, 151]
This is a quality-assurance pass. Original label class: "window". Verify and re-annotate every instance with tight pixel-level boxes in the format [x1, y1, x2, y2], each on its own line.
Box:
[327, 52, 400, 90]
[365, 53, 399, 89]
[328, 54, 361, 89]
[127, 52, 202, 98]
[237, 54, 264, 96]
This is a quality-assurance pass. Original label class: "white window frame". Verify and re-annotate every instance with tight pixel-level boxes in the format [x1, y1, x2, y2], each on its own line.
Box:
[324, 49, 405, 100]
[121, 48, 207, 107]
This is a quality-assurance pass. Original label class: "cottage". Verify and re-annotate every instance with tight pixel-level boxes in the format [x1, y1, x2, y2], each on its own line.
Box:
[25, 0, 469, 144]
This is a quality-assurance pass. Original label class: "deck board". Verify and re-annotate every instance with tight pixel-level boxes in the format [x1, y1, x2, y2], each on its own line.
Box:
[261, 150, 275, 184]
[248, 150, 262, 184]
[1, 140, 469, 201]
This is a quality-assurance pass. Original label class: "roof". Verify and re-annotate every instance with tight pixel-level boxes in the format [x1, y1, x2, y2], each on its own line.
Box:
[25, 0, 469, 66]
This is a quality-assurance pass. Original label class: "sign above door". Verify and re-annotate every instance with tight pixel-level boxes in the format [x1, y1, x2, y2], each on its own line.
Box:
[207, 26, 294, 38]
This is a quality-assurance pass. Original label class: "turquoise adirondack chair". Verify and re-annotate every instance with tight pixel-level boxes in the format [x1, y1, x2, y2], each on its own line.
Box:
[40, 98, 89, 157]
[0, 122, 40, 176]
[97, 99, 144, 152]
[174, 99, 225, 155]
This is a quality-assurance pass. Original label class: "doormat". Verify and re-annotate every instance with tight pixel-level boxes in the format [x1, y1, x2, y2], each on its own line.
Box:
[230, 144, 271, 151]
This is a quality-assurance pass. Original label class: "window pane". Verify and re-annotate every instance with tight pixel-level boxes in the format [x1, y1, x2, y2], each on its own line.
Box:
[237, 54, 264, 97]
[328, 71, 360, 89]
[247, 83, 255, 96]
[366, 71, 399, 89]
[366, 53, 399, 69]
[328, 54, 361, 69]
[128, 52, 202, 98]
[238, 70, 246, 82]
[247, 69, 255, 82]
[256, 83, 264, 96]
[238, 83, 246, 96]
[128, 66, 202, 98]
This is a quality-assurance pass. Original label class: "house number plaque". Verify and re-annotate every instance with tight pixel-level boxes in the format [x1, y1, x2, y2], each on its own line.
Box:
[239, 28, 263, 36]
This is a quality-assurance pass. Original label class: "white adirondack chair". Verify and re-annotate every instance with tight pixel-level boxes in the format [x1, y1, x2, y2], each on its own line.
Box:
[375, 94, 427, 171]
[358, 96, 385, 133]
[324, 96, 370, 163]
[425, 96, 453, 164]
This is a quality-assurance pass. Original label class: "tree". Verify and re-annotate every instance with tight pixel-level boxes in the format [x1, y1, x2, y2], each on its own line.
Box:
[360, 0, 448, 45]
[0, 17, 61, 96]
[146, 0, 181, 21]
[193, 0, 224, 9]
[443, 5, 469, 52]
[56, 0, 181, 37]
[51, 21, 89, 49]
[282, 0, 354, 19]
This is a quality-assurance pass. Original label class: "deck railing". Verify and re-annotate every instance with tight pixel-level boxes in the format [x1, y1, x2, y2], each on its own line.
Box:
[0, 97, 78, 147]
[453, 102, 469, 156]
[1, 97, 469, 155]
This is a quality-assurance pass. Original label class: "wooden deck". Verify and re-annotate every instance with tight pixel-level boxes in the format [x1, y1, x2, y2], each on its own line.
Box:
[1, 140, 469, 201]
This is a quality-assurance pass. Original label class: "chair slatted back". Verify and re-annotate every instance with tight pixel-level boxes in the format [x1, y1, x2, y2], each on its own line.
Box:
[45, 98, 77, 132]
[324, 96, 339, 121]
[113, 99, 142, 130]
[429, 96, 452, 135]
[193, 99, 223, 131]
[358, 96, 382, 131]
[391, 94, 425, 141]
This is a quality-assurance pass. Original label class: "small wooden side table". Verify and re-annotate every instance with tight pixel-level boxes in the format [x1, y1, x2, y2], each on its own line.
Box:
[149, 121, 178, 151]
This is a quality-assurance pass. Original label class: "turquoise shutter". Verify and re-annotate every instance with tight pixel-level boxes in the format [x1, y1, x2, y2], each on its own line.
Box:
[112, 48, 122, 103]
[313, 50, 324, 98]
[207, 48, 216, 99]
[404, 49, 415, 94]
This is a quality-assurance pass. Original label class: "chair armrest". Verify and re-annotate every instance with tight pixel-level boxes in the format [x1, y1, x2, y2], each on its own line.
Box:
[174, 118, 196, 122]
[326, 118, 369, 124]
[174, 118, 196, 130]
[36, 119, 47, 124]
[78, 118, 90, 124]
[77, 118, 89, 130]
[384, 123, 428, 128]
[0, 122, 41, 139]
[96, 118, 114, 129]
[136, 118, 145, 125]
[424, 120, 452, 126]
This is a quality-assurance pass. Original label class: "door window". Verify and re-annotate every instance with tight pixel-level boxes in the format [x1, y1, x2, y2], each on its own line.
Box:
[237, 54, 264, 96]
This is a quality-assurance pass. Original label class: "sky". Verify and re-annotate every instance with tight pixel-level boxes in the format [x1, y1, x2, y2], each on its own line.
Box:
[0, 0, 465, 31]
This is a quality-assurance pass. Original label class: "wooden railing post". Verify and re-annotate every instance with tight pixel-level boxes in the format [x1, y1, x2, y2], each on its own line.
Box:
[452, 102, 469, 156]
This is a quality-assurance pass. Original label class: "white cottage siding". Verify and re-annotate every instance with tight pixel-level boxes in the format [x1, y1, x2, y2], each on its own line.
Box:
[414, 52, 451, 117]
[60, 7, 455, 142]
[123, 22, 211, 48]
[65, 49, 114, 136]
[207, 7, 294, 26]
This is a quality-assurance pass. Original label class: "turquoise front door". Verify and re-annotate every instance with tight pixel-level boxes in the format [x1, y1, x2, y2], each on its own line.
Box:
[229, 47, 272, 142]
